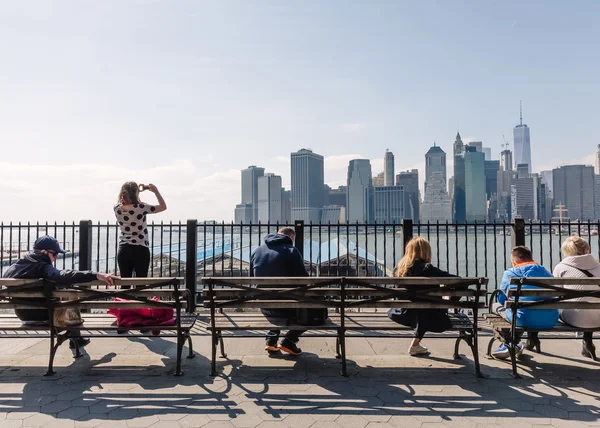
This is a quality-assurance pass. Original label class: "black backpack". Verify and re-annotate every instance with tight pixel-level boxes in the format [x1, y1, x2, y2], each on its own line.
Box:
[296, 308, 328, 326]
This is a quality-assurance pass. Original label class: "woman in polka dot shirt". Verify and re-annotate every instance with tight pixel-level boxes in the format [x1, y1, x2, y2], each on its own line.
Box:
[114, 182, 167, 281]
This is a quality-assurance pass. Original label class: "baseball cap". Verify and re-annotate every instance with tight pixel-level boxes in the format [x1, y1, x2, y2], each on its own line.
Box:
[33, 236, 66, 254]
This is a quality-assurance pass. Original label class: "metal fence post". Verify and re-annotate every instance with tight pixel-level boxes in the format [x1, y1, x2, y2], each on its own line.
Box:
[294, 220, 304, 257]
[402, 219, 413, 251]
[511, 218, 526, 248]
[186, 219, 198, 310]
[78, 220, 92, 271]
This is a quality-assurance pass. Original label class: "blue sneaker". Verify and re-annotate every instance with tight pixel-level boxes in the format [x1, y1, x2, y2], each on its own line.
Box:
[492, 343, 524, 360]
[492, 344, 510, 360]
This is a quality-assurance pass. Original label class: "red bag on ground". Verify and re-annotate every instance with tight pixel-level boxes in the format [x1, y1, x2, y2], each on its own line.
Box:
[108, 297, 175, 336]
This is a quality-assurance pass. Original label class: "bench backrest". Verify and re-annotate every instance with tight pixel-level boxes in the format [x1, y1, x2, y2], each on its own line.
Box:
[507, 277, 600, 310]
[201, 276, 488, 311]
[0, 277, 190, 310]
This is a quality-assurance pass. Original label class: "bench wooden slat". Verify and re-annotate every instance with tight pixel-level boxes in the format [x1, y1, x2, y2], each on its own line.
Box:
[509, 277, 600, 286]
[484, 313, 600, 332]
[206, 288, 485, 298]
[203, 276, 487, 287]
[0, 313, 196, 330]
[0, 278, 184, 287]
[207, 300, 485, 309]
[506, 289, 600, 297]
[207, 313, 473, 331]
[0, 290, 188, 299]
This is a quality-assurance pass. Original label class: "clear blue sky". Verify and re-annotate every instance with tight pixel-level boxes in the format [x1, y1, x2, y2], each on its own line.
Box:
[0, 0, 598, 222]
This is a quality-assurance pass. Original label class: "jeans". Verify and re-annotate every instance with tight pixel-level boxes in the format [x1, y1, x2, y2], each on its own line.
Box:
[261, 308, 306, 344]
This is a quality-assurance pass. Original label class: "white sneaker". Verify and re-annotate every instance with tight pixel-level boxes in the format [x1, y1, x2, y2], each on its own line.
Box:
[409, 344, 430, 356]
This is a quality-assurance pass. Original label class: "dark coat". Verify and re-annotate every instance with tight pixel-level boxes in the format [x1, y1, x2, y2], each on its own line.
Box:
[250, 234, 308, 278]
[3, 251, 97, 322]
[250, 234, 308, 319]
[387, 260, 457, 335]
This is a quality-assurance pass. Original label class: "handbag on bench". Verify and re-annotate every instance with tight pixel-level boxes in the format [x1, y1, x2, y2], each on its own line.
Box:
[53, 307, 84, 328]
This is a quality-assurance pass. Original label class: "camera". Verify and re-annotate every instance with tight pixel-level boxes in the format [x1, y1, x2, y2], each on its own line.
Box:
[138, 184, 150, 191]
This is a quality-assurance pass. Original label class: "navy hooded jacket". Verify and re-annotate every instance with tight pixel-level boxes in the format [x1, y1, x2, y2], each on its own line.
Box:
[3, 251, 97, 285]
[3, 251, 98, 322]
[250, 234, 308, 277]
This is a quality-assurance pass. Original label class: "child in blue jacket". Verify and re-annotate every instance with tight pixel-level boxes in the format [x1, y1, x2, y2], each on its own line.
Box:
[492, 246, 559, 359]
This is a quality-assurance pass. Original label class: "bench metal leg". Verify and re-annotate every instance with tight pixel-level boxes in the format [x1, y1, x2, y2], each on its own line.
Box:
[453, 336, 462, 360]
[471, 330, 483, 378]
[339, 329, 348, 377]
[509, 342, 520, 379]
[45, 332, 66, 377]
[210, 331, 218, 377]
[486, 337, 496, 358]
[175, 335, 184, 376]
[218, 331, 227, 358]
[186, 333, 195, 359]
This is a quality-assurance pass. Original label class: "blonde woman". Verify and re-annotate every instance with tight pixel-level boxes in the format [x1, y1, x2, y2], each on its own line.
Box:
[553, 236, 600, 360]
[388, 237, 457, 356]
[114, 182, 167, 280]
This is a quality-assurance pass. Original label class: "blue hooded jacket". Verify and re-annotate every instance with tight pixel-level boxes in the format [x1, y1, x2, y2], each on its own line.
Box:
[498, 262, 559, 329]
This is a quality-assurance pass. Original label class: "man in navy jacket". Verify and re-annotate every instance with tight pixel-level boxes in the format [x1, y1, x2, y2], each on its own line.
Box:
[3, 235, 119, 348]
[250, 227, 308, 356]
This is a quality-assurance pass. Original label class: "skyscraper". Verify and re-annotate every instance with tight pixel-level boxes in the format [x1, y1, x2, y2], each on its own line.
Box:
[467, 141, 483, 152]
[425, 143, 446, 184]
[396, 169, 420, 221]
[347, 159, 373, 223]
[257, 173, 283, 223]
[281, 189, 292, 223]
[422, 144, 451, 223]
[291, 149, 324, 223]
[384, 150, 395, 186]
[373, 186, 409, 224]
[595, 144, 600, 175]
[484, 160, 500, 199]
[464, 147, 487, 222]
[514, 102, 532, 173]
[510, 176, 535, 221]
[553, 165, 595, 221]
[240, 165, 265, 223]
[453, 132, 464, 156]
[483, 147, 492, 161]
[500, 149, 513, 172]
[373, 172, 385, 187]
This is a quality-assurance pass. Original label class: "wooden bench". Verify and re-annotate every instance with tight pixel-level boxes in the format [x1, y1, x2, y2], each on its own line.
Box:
[485, 277, 600, 378]
[202, 276, 487, 377]
[0, 277, 197, 376]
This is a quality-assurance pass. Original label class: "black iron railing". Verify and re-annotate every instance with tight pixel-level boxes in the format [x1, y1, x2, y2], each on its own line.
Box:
[3, 218, 600, 307]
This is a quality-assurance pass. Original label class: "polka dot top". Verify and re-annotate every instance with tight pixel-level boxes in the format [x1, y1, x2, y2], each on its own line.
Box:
[114, 203, 158, 247]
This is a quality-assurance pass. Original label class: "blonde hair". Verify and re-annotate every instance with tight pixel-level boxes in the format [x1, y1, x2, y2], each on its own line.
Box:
[562, 236, 590, 257]
[118, 182, 140, 205]
[395, 236, 432, 277]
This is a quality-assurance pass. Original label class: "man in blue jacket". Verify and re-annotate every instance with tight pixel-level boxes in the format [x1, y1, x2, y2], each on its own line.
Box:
[3, 236, 119, 349]
[250, 227, 308, 356]
[491, 246, 559, 359]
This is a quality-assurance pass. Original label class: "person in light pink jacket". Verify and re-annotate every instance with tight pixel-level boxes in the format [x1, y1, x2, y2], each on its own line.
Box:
[553, 236, 600, 360]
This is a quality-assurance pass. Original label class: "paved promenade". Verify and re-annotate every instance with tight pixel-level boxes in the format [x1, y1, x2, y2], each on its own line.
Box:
[0, 326, 599, 428]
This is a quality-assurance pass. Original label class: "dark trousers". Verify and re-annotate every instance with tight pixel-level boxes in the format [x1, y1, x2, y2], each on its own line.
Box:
[117, 244, 151, 288]
[261, 309, 306, 343]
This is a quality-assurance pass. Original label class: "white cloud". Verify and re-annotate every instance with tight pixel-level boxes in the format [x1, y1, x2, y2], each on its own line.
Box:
[536, 152, 595, 173]
[0, 160, 240, 223]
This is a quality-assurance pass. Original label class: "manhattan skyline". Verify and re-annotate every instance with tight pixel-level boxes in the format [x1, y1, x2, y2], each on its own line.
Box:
[0, 1, 599, 222]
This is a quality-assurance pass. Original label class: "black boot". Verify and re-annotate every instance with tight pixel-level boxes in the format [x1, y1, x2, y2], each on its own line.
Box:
[525, 332, 541, 353]
[69, 337, 90, 349]
[582, 338, 597, 361]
